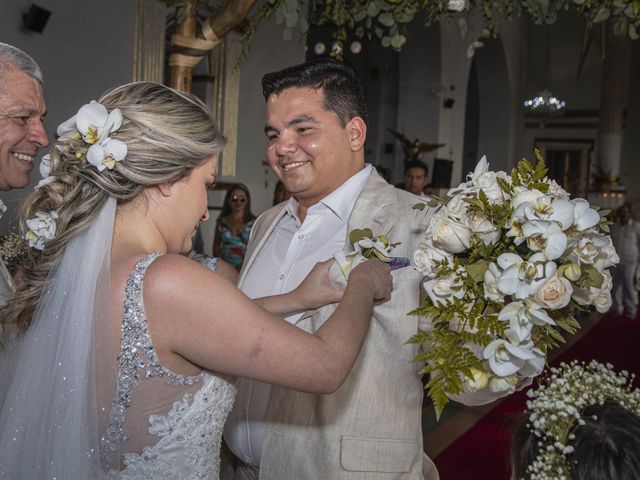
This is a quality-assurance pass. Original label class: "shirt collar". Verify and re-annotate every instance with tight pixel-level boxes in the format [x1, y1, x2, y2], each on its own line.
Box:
[283, 164, 373, 224]
[319, 164, 373, 221]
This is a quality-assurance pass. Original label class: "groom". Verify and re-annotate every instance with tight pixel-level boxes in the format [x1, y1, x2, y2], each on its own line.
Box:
[223, 58, 438, 479]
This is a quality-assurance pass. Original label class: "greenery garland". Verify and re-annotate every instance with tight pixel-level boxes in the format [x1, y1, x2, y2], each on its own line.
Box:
[166, 0, 639, 60]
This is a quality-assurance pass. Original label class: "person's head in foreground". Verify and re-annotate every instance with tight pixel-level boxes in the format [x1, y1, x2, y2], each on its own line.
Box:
[511, 360, 640, 480]
[3, 81, 225, 337]
[0, 42, 48, 191]
[261, 58, 368, 212]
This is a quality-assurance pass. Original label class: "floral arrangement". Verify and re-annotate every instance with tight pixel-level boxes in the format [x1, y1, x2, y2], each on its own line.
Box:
[523, 360, 640, 479]
[23, 101, 127, 251]
[410, 153, 618, 417]
[56, 101, 127, 172]
[329, 228, 409, 288]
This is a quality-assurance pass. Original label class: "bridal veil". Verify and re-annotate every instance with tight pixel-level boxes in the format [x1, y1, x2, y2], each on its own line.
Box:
[0, 197, 116, 479]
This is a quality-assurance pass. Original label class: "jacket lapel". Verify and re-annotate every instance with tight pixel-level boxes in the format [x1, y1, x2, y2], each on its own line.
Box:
[346, 170, 399, 244]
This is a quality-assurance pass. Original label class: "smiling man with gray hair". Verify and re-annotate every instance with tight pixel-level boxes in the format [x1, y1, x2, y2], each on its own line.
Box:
[0, 42, 48, 191]
[0, 43, 48, 306]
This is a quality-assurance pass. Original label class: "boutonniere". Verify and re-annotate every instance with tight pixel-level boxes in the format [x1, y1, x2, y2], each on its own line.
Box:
[330, 228, 409, 288]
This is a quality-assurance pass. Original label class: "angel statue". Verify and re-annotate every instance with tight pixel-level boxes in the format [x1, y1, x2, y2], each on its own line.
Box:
[388, 128, 444, 165]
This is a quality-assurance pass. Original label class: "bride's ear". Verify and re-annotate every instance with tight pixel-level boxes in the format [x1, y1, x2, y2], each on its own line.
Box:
[157, 183, 173, 197]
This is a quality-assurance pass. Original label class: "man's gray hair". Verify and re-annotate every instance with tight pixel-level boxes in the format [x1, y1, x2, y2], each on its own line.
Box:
[0, 42, 43, 84]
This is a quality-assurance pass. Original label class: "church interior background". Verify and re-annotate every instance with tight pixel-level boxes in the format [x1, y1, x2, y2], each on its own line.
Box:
[1, 0, 639, 254]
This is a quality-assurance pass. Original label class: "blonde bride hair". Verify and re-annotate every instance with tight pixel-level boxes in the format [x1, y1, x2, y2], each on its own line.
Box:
[1, 82, 226, 342]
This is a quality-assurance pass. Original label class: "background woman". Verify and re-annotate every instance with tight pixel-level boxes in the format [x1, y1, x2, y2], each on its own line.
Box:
[213, 183, 255, 270]
[0, 82, 391, 479]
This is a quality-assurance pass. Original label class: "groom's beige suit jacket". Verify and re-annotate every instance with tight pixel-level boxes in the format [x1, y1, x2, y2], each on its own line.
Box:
[237, 171, 440, 480]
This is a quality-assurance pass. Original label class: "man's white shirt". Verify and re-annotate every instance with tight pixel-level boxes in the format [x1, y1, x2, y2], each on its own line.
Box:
[223, 165, 373, 466]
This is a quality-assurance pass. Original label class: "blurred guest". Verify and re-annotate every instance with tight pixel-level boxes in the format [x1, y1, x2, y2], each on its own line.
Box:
[396, 159, 429, 198]
[272, 180, 291, 206]
[213, 183, 255, 270]
[611, 203, 640, 319]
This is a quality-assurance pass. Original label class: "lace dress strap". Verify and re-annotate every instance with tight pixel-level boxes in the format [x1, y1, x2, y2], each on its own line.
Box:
[100, 253, 201, 458]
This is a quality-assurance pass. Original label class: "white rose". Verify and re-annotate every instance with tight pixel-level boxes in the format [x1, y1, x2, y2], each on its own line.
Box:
[422, 269, 465, 306]
[546, 178, 569, 198]
[465, 367, 489, 392]
[413, 240, 452, 278]
[535, 273, 573, 309]
[489, 375, 518, 394]
[512, 188, 545, 210]
[446, 194, 469, 220]
[572, 270, 613, 313]
[594, 237, 620, 271]
[568, 234, 607, 265]
[473, 171, 504, 204]
[430, 214, 472, 253]
[468, 210, 501, 245]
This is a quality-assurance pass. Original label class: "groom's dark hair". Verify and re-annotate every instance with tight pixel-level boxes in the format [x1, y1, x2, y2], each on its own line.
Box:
[261, 57, 368, 127]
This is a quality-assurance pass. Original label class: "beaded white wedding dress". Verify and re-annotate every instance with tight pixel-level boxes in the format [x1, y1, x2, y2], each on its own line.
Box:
[100, 253, 237, 479]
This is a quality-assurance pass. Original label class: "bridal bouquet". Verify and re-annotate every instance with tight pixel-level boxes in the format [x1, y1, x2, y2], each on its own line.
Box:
[410, 153, 618, 417]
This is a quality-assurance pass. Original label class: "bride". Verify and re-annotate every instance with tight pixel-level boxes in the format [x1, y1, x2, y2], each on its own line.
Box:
[0, 82, 392, 479]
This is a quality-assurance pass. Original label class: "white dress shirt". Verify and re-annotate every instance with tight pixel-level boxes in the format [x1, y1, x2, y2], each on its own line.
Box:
[224, 165, 373, 466]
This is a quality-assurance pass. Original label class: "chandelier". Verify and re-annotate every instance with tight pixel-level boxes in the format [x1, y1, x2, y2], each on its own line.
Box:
[523, 89, 566, 116]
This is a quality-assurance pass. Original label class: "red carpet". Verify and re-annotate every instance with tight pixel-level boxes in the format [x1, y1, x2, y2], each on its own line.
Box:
[433, 313, 640, 480]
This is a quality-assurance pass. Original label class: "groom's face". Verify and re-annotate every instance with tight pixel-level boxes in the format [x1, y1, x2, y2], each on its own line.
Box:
[264, 86, 365, 210]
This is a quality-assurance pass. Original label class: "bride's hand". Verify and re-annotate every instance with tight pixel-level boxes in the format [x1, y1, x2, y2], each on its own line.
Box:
[293, 259, 344, 310]
[349, 259, 392, 303]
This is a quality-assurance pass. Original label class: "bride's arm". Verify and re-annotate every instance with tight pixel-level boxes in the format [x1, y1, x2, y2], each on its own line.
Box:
[144, 254, 391, 394]
[252, 260, 342, 317]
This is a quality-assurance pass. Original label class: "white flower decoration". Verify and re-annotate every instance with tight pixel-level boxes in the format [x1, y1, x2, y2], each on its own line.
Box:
[86, 137, 128, 171]
[413, 239, 452, 278]
[25, 210, 59, 250]
[57, 101, 127, 171]
[36, 154, 57, 189]
[495, 252, 556, 299]
[522, 220, 568, 260]
[498, 299, 555, 342]
[422, 267, 465, 307]
[571, 198, 600, 231]
[483, 329, 544, 378]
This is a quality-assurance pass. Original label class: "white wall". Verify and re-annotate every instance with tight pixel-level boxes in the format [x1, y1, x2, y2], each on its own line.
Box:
[1, 0, 137, 234]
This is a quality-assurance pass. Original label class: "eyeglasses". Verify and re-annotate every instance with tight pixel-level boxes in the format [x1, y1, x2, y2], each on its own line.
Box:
[231, 195, 247, 203]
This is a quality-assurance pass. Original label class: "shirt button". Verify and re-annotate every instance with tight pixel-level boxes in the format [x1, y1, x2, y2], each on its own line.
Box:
[279, 273, 285, 280]
[298, 234, 304, 239]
